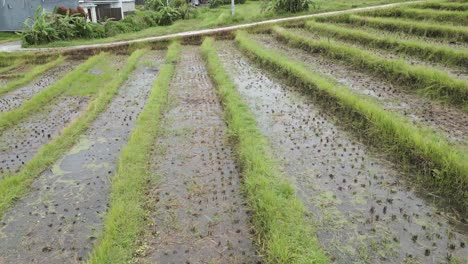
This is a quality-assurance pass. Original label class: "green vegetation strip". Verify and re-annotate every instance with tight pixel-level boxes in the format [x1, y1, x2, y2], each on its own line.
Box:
[235, 30, 468, 210]
[87, 44, 179, 263]
[410, 2, 468, 11]
[0, 54, 105, 133]
[273, 26, 468, 110]
[304, 21, 468, 68]
[319, 15, 468, 42]
[201, 37, 327, 263]
[362, 7, 468, 26]
[0, 56, 65, 96]
[0, 50, 145, 218]
[0, 60, 23, 75]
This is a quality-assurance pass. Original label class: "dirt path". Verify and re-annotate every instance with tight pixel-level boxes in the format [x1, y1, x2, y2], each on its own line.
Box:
[0, 51, 164, 263]
[136, 46, 259, 264]
[0, 60, 82, 113]
[252, 34, 468, 147]
[216, 42, 467, 263]
[286, 27, 468, 81]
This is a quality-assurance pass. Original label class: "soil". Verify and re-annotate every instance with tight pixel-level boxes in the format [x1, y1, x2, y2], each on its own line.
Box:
[0, 51, 164, 263]
[0, 60, 82, 113]
[251, 33, 468, 147]
[136, 46, 259, 264]
[216, 41, 468, 264]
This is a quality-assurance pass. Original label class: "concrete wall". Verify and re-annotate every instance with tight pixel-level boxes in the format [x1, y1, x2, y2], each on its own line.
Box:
[0, 0, 78, 31]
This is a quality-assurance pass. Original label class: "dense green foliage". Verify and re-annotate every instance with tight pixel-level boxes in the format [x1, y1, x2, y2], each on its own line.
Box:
[88, 43, 180, 263]
[262, 0, 313, 13]
[235, 30, 468, 211]
[202, 37, 328, 263]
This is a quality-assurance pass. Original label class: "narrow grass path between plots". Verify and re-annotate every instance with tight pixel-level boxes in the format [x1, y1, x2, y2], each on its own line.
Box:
[235, 30, 468, 212]
[319, 14, 468, 43]
[271, 26, 468, 111]
[87, 44, 179, 264]
[304, 20, 468, 69]
[201, 37, 328, 263]
[0, 50, 145, 218]
[0, 56, 65, 96]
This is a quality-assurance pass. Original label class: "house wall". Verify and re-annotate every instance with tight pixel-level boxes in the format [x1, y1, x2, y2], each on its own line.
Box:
[0, 0, 78, 32]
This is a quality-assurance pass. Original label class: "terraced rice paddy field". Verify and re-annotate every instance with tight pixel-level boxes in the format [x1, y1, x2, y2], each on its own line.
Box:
[0, 1, 467, 263]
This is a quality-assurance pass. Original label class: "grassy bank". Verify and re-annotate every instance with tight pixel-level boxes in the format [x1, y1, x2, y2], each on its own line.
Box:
[0, 56, 65, 96]
[362, 7, 468, 26]
[87, 44, 178, 263]
[0, 50, 144, 218]
[235, 30, 468, 211]
[201, 37, 328, 263]
[0, 54, 106, 133]
[272, 26, 468, 110]
[304, 21, 468, 68]
[409, 2, 468, 11]
[30, 0, 413, 48]
[319, 15, 468, 42]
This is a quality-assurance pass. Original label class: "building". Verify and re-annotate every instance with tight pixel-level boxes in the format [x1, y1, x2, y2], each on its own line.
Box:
[0, 0, 135, 32]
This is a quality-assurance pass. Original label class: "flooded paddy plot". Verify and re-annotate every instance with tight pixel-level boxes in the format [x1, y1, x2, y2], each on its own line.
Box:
[137, 46, 259, 264]
[0, 51, 164, 263]
[251, 33, 468, 146]
[0, 60, 82, 113]
[216, 42, 467, 263]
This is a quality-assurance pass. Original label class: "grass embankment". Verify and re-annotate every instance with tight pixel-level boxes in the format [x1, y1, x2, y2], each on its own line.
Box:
[87, 44, 179, 263]
[0, 59, 24, 75]
[303, 21, 468, 68]
[0, 54, 106, 133]
[410, 2, 468, 11]
[201, 37, 328, 263]
[272, 26, 468, 110]
[0, 56, 65, 96]
[235, 30, 468, 210]
[32, 0, 413, 48]
[319, 15, 468, 42]
[0, 32, 20, 44]
[362, 7, 468, 26]
[0, 50, 145, 218]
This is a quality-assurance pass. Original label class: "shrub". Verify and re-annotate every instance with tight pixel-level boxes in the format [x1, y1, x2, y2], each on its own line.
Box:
[262, 0, 311, 13]
[20, 8, 59, 45]
[157, 5, 180, 25]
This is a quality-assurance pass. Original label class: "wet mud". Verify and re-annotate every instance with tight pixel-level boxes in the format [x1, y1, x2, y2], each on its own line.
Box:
[216, 41, 467, 264]
[0, 51, 164, 263]
[286, 27, 468, 81]
[136, 46, 259, 264]
[0, 60, 82, 113]
[252, 34, 468, 147]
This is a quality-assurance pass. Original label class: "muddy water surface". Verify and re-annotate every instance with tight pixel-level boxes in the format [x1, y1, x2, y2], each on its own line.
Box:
[0, 51, 164, 263]
[253, 34, 468, 147]
[137, 46, 259, 264]
[0, 60, 82, 113]
[217, 41, 467, 264]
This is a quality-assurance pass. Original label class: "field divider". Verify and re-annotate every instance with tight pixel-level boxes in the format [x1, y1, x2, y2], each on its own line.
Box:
[235, 30, 468, 211]
[0, 49, 145, 218]
[317, 14, 468, 43]
[87, 43, 180, 263]
[361, 7, 468, 26]
[304, 21, 468, 69]
[201, 37, 328, 263]
[272, 26, 468, 110]
[409, 2, 468, 11]
[0, 53, 106, 133]
[0, 56, 65, 96]
[0, 59, 25, 75]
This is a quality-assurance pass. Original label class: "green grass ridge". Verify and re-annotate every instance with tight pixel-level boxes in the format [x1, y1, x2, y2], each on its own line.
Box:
[304, 20, 468, 69]
[0, 56, 65, 96]
[272, 26, 468, 110]
[362, 7, 468, 26]
[87, 44, 180, 264]
[319, 14, 468, 42]
[235, 30, 468, 210]
[201, 37, 328, 263]
[0, 54, 106, 133]
[409, 1, 468, 11]
[0, 50, 144, 218]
